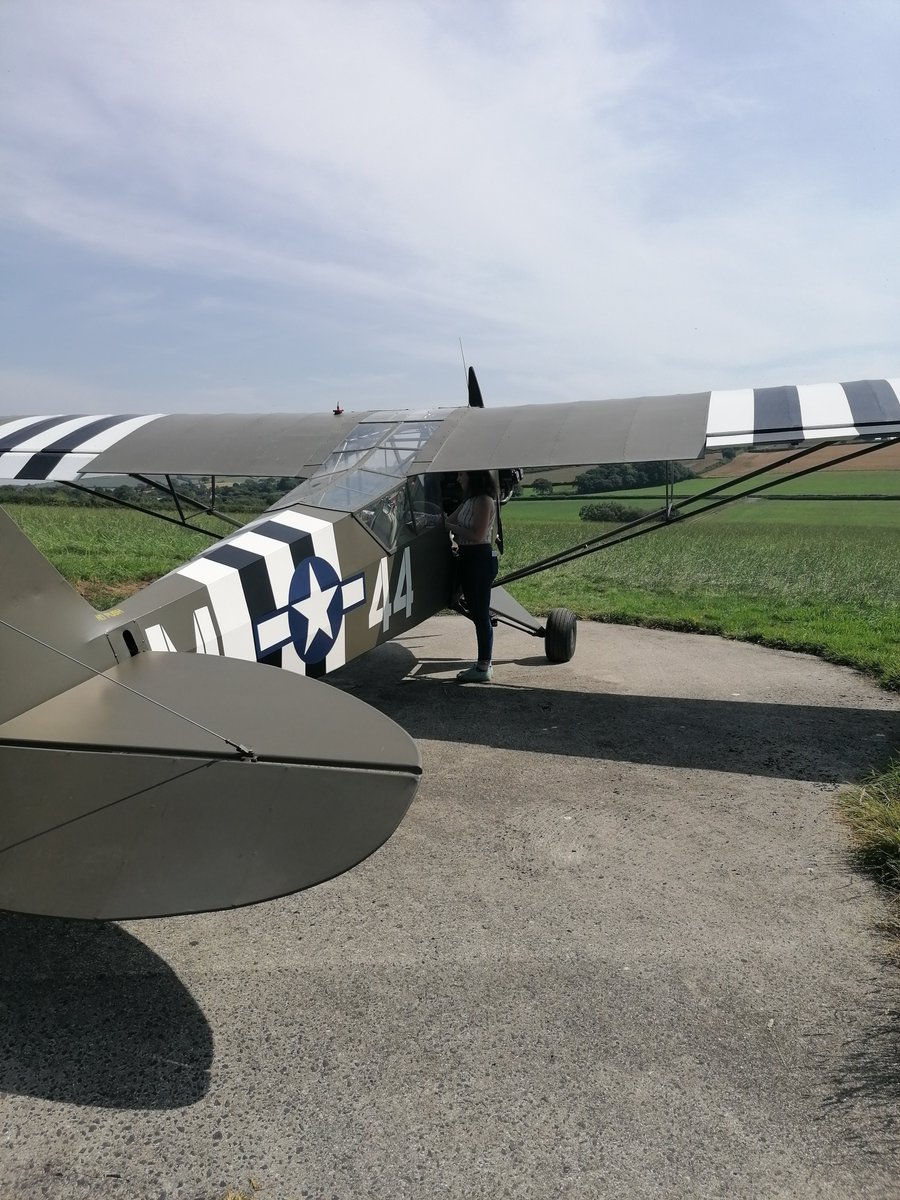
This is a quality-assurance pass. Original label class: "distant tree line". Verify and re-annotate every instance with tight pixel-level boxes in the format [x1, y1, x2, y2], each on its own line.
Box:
[0, 477, 302, 511]
[573, 461, 695, 493]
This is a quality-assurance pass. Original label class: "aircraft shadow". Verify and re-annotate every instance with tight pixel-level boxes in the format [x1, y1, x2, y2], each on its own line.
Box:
[331, 642, 899, 783]
[0, 914, 212, 1109]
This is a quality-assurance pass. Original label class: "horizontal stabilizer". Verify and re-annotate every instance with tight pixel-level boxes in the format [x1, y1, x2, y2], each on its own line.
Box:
[0, 653, 421, 919]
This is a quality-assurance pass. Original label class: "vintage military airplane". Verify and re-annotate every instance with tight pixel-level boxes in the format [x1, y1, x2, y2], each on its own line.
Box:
[1, 372, 898, 920]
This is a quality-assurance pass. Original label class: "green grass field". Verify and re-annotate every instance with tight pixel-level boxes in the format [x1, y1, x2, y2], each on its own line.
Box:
[8, 496, 899, 688]
[6, 497, 900, 906]
[526, 469, 900, 499]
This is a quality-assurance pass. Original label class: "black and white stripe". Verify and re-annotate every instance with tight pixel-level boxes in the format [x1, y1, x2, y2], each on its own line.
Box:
[175, 510, 356, 676]
[706, 379, 900, 447]
[0, 414, 162, 481]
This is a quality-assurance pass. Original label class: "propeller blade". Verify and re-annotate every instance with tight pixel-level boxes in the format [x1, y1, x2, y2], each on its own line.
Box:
[467, 366, 485, 408]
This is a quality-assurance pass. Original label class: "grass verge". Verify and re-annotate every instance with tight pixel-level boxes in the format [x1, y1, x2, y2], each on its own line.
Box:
[837, 759, 900, 935]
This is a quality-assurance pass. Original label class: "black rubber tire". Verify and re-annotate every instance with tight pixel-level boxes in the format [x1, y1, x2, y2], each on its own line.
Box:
[545, 608, 577, 663]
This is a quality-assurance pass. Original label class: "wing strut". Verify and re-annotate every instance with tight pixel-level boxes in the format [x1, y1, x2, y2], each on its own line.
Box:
[496, 436, 900, 587]
[62, 473, 241, 537]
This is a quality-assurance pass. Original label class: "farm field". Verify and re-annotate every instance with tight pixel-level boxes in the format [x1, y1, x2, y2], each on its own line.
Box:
[523, 468, 899, 499]
[6, 497, 900, 689]
[609, 469, 900, 497]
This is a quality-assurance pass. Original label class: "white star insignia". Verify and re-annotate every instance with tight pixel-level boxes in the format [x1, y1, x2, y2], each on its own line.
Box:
[291, 561, 338, 653]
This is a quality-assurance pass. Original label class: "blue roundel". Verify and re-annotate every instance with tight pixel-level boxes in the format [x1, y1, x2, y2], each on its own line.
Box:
[287, 555, 344, 664]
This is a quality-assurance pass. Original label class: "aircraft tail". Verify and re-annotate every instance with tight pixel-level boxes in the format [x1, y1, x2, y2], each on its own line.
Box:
[0, 506, 421, 920]
[0, 505, 115, 724]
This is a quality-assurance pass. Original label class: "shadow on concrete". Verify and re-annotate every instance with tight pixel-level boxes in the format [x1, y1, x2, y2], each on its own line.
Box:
[820, 991, 900, 1150]
[0, 914, 212, 1109]
[331, 641, 898, 784]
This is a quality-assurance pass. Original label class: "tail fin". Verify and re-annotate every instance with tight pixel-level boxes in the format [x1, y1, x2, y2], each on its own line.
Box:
[0, 506, 115, 724]
[0, 507, 422, 919]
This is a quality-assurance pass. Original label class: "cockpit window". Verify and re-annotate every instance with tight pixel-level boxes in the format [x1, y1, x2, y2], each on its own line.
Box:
[315, 420, 441, 478]
[290, 468, 400, 512]
[357, 482, 417, 550]
[318, 423, 396, 474]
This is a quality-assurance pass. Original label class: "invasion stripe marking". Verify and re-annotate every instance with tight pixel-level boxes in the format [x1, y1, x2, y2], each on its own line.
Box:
[797, 383, 855, 440]
[0, 415, 78, 451]
[45, 452, 104, 482]
[3, 415, 103, 453]
[193, 606, 221, 655]
[250, 522, 317, 570]
[0, 415, 63, 447]
[267, 509, 331, 535]
[231, 533, 298, 609]
[706, 388, 755, 443]
[251, 519, 310, 545]
[1, 416, 103, 478]
[39, 415, 130, 453]
[177, 557, 256, 661]
[78, 413, 163, 452]
[842, 379, 900, 426]
[753, 386, 803, 437]
[0, 413, 165, 481]
[146, 625, 177, 652]
[0, 453, 40, 477]
[205, 544, 263, 571]
[16, 453, 69, 480]
[235, 554, 275, 626]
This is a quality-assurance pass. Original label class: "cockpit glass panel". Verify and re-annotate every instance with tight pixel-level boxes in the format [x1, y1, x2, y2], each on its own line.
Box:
[362, 423, 440, 475]
[357, 482, 417, 550]
[363, 410, 446, 423]
[288, 469, 399, 512]
[389, 421, 441, 449]
[318, 420, 441, 477]
[341, 423, 395, 449]
[317, 422, 397, 474]
[363, 445, 418, 475]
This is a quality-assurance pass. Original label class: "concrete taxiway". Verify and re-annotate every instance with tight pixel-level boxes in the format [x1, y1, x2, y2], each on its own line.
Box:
[2, 616, 899, 1198]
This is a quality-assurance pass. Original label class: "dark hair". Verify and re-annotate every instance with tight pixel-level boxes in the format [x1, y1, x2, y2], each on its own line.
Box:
[463, 469, 497, 499]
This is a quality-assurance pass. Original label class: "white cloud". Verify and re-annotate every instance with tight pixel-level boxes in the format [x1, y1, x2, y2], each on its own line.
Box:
[1, 0, 900, 410]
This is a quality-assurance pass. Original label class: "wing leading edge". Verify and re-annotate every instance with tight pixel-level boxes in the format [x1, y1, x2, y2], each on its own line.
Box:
[1, 376, 897, 483]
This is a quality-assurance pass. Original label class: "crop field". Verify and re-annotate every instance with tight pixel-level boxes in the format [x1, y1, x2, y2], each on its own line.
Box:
[6, 494, 900, 689]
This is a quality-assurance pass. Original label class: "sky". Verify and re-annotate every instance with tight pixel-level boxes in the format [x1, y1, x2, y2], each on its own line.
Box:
[2, 0, 900, 415]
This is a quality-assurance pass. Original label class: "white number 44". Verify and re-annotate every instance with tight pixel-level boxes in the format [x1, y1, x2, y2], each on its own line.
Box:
[368, 545, 414, 632]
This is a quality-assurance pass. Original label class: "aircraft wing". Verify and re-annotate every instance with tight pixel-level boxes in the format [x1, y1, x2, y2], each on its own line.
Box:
[0, 377, 898, 482]
[418, 378, 900, 472]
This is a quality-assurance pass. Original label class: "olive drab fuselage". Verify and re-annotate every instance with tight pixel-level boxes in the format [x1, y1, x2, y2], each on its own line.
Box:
[97, 491, 457, 679]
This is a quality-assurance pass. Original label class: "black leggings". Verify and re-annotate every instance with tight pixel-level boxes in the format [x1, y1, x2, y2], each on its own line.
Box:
[458, 544, 499, 663]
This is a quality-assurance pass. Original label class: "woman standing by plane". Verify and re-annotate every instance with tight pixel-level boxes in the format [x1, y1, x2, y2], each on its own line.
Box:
[444, 470, 498, 682]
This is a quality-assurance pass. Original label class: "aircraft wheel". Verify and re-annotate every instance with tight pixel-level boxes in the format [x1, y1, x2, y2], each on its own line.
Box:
[545, 608, 577, 663]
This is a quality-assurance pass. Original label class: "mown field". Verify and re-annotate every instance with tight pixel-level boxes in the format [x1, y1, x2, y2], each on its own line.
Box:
[7, 487, 899, 689]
